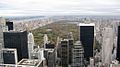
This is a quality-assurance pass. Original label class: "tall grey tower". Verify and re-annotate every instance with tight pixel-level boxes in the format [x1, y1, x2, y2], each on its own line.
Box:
[0, 17, 6, 63]
[28, 32, 35, 59]
[102, 27, 114, 65]
[61, 39, 69, 67]
[79, 23, 95, 61]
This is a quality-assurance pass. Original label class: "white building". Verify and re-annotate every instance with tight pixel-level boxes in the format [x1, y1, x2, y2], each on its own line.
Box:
[28, 32, 35, 59]
[43, 34, 49, 48]
[102, 27, 114, 64]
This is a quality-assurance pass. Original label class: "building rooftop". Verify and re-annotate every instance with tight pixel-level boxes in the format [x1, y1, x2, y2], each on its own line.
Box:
[18, 59, 42, 67]
[79, 23, 95, 26]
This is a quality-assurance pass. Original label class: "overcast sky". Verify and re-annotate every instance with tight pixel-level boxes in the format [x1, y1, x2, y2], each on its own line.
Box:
[0, 0, 120, 16]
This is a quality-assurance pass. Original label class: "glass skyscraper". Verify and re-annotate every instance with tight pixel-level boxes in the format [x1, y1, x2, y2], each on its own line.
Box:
[79, 23, 95, 61]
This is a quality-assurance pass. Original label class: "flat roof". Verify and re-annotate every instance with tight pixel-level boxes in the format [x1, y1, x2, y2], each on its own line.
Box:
[2, 48, 17, 51]
[18, 59, 42, 66]
[79, 23, 95, 26]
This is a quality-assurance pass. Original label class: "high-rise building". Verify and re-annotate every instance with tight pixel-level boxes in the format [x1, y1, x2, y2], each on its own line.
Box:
[68, 39, 74, 64]
[28, 32, 34, 59]
[0, 17, 6, 63]
[61, 39, 69, 67]
[72, 41, 84, 67]
[44, 34, 49, 48]
[117, 26, 120, 62]
[6, 21, 13, 31]
[3, 31, 29, 61]
[79, 23, 95, 61]
[102, 27, 114, 64]
[2, 48, 18, 64]
[47, 49, 56, 67]
[44, 49, 56, 67]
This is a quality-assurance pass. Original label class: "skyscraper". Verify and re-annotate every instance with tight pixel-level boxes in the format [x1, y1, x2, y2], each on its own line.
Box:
[44, 34, 49, 48]
[6, 21, 13, 31]
[3, 31, 29, 61]
[47, 49, 56, 67]
[61, 39, 69, 67]
[0, 17, 6, 63]
[68, 39, 74, 64]
[79, 23, 95, 61]
[117, 26, 120, 62]
[72, 41, 84, 67]
[102, 27, 114, 64]
[28, 32, 35, 59]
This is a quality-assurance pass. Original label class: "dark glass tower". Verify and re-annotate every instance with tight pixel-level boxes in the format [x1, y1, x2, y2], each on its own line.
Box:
[68, 39, 74, 64]
[3, 31, 28, 61]
[79, 23, 94, 61]
[117, 26, 120, 61]
[6, 21, 13, 31]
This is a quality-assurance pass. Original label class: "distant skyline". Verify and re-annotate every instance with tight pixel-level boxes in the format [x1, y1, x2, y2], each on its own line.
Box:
[0, 0, 120, 16]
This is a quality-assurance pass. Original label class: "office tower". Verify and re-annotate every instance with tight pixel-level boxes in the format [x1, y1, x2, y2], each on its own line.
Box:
[28, 32, 34, 59]
[2, 48, 18, 64]
[44, 34, 49, 48]
[18, 59, 43, 67]
[102, 27, 114, 64]
[47, 49, 56, 67]
[56, 37, 62, 58]
[117, 26, 120, 62]
[61, 39, 69, 67]
[79, 23, 95, 61]
[6, 21, 13, 31]
[0, 17, 6, 63]
[69, 39, 74, 64]
[44, 49, 56, 67]
[3, 31, 29, 61]
[72, 41, 84, 67]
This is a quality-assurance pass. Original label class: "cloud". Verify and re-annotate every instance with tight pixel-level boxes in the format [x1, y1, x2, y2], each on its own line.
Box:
[0, 0, 120, 16]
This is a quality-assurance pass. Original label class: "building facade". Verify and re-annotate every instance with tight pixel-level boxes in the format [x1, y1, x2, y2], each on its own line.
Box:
[72, 41, 84, 67]
[3, 31, 29, 61]
[2, 48, 18, 64]
[6, 21, 13, 31]
[0, 17, 6, 63]
[28, 32, 35, 59]
[68, 39, 74, 64]
[61, 39, 69, 67]
[117, 26, 120, 62]
[79, 23, 95, 61]
[102, 27, 114, 64]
